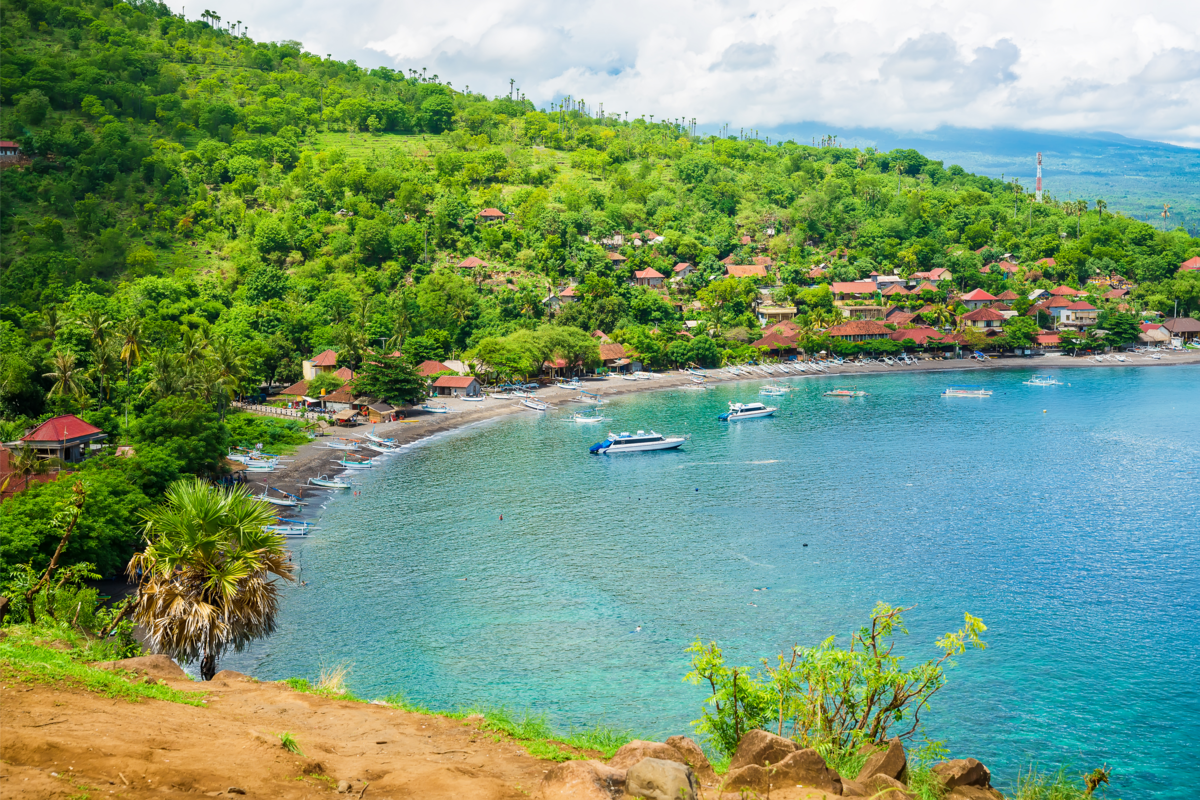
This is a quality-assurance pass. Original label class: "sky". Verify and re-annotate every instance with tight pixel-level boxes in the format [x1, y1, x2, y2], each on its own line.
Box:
[180, 0, 1200, 147]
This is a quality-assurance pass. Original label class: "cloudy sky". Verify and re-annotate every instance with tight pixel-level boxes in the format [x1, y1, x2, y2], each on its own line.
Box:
[182, 0, 1200, 146]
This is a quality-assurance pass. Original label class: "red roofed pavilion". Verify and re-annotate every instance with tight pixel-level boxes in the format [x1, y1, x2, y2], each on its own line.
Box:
[18, 414, 107, 463]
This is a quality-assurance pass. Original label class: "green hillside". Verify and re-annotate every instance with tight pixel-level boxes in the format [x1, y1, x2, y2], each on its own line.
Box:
[2, 0, 1199, 431]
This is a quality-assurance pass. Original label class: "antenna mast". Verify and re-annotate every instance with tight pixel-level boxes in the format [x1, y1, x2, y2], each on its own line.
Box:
[1035, 152, 1043, 203]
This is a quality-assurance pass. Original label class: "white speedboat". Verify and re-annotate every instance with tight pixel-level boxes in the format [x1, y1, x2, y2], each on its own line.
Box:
[719, 402, 777, 421]
[589, 430, 686, 454]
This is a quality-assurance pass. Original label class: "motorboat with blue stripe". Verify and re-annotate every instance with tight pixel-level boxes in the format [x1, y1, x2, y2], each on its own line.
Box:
[718, 401, 777, 421]
[589, 430, 686, 454]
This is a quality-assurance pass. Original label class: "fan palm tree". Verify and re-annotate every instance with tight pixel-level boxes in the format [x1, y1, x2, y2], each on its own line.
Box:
[1096, 199, 1106, 220]
[44, 351, 87, 400]
[128, 479, 294, 680]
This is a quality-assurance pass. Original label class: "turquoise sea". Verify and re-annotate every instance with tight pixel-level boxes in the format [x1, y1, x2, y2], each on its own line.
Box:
[225, 365, 1200, 798]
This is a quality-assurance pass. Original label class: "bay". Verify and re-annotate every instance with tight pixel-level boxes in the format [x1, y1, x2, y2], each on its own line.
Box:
[225, 365, 1200, 798]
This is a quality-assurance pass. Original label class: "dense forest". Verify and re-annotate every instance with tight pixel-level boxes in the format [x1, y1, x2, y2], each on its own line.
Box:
[2, 0, 1199, 579]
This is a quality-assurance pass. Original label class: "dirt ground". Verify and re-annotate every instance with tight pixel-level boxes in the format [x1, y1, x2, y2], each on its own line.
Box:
[0, 669, 553, 800]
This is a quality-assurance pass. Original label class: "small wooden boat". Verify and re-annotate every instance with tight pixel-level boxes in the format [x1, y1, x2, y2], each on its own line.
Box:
[421, 402, 450, 413]
[823, 389, 868, 397]
[309, 475, 352, 489]
[331, 459, 374, 469]
[521, 398, 549, 412]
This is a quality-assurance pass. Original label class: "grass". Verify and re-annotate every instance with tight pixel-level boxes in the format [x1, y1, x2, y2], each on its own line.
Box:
[277, 731, 304, 756]
[1011, 765, 1113, 800]
[0, 624, 206, 707]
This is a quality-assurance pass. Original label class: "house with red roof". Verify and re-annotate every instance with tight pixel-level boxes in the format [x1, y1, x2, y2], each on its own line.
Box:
[961, 307, 1006, 331]
[960, 288, 998, 310]
[996, 290, 1020, 302]
[909, 267, 952, 287]
[673, 262, 693, 279]
[1180, 256, 1200, 272]
[1103, 288, 1129, 300]
[431, 375, 481, 398]
[477, 208, 506, 223]
[605, 251, 627, 264]
[632, 268, 665, 288]
[13, 415, 107, 464]
[0, 141, 21, 160]
[726, 263, 769, 279]
[1050, 285, 1084, 297]
[889, 326, 952, 346]
[417, 360, 453, 378]
[302, 349, 338, 380]
[825, 320, 891, 342]
[458, 256, 488, 269]
[1033, 332, 1062, 349]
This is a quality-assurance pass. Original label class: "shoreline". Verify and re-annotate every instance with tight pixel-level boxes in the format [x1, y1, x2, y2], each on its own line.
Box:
[257, 350, 1200, 502]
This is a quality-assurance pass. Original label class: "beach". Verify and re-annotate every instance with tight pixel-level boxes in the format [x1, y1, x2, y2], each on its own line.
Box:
[256, 349, 1200, 501]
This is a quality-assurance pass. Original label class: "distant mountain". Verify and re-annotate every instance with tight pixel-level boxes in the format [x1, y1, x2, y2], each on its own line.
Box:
[771, 125, 1200, 234]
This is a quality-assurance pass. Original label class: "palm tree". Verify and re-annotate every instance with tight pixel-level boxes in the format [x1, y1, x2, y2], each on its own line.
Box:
[0, 445, 62, 495]
[1096, 199, 1107, 220]
[208, 336, 247, 419]
[33, 308, 63, 342]
[119, 318, 145, 433]
[142, 348, 185, 401]
[90, 340, 121, 401]
[78, 309, 113, 351]
[44, 351, 87, 400]
[928, 303, 955, 329]
[180, 328, 210, 368]
[128, 479, 295, 681]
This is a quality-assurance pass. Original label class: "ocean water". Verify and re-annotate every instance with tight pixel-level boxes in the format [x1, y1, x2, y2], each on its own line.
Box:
[224, 365, 1200, 798]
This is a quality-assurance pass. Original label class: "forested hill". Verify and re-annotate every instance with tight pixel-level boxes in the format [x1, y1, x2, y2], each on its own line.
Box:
[2, 0, 1200, 428]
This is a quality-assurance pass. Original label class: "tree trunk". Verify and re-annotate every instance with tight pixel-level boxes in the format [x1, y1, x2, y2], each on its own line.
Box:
[200, 650, 217, 681]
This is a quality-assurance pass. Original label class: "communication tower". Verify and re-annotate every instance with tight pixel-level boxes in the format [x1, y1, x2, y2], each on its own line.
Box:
[1036, 152, 1043, 203]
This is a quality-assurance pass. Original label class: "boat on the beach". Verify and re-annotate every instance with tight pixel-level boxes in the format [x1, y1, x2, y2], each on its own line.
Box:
[556, 379, 583, 390]
[462, 395, 485, 401]
[942, 386, 993, 397]
[331, 458, 374, 469]
[324, 438, 361, 450]
[823, 389, 868, 397]
[719, 402, 777, 421]
[256, 490, 305, 507]
[421, 402, 450, 413]
[268, 525, 315, 537]
[365, 431, 395, 445]
[1023, 375, 1063, 386]
[521, 398, 549, 411]
[589, 430, 686, 454]
[309, 475, 352, 489]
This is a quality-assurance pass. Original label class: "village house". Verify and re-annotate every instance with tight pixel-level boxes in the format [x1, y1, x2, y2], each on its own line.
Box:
[631, 268, 665, 288]
[599, 342, 632, 373]
[605, 252, 628, 265]
[825, 320, 891, 342]
[8, 414, 107, 464]
[960, 289, 998, 310]
[0, 141, 21, 161]
[725, 263, 770, 280]
[1050, 285, 1085, 297]
[302, 349, 338, 380]
[1033, 332, 1062, 350]
[961, 307, 1006, 331]
[432, 375, 481, 397]
[982, 260, 1020, 276]
[908, 268, 952, 288]
[477, 208, 506, 223]
[873, 274, 906, 290]
[1139, 323, 1171, 346]
[888, 326, 957, 347]
[458, 256, 488, 269]
[1054, 301, 1098, 329]
[1163, 317, 1200, 343]
[417, 360, 453, 378]
[1180, 256, 1200, 272]
[673, 262, 693, 279]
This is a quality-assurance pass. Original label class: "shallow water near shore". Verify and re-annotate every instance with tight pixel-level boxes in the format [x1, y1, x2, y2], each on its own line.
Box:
[225, 364, 1200, 797]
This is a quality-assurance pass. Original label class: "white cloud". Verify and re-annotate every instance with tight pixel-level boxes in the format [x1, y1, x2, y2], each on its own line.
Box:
[187, 0, 1200, 145]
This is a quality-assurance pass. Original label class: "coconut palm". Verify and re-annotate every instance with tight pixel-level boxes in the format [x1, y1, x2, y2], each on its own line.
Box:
[90, 340, 121, 401]
[208, 335, 247, 419]
[128, 478, 295, 680]
[118, 317, 145, 432]
[44, 351, 87, 400]
[142, 348, 186, 401]
[77, 309, 114, 350]
[180, 327, 210, 368]
[0, 445, 62, 495]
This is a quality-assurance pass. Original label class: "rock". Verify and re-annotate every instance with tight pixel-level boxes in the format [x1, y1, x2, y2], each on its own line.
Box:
[947, 787, 1004, 800]
[211, 670, 249, 682]
[772, 748, 842, 794]
[541, 760, 626, 800]
[729, 729, 798, 772]
[664, 735, 717, 784]
[864, 774, 914, 799]
[226, 789, 246, 796]
[94, 655, 186, 679]
[722, 763, 770, 792]
[336, 779, 351, 793]
[933, 758, 992, 789]
[625, 757, 698, 800]
[841, 776, 868, 796]
[608, 740, 688, 771]
[858, 737, 907, 784]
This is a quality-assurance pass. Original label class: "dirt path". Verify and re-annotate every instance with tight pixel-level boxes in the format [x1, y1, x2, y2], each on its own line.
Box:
[0, 670, 553, 800]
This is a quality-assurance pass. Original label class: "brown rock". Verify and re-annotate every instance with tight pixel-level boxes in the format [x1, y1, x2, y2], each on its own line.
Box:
[541, 760, 626, 800]
[211, 670, 249, 682]
[721, 763, 770, 792]
[858, 737, 907, 784]
[934, 758, 992, 789]
[608, 740, 687, 771]
[841, 776, 868, 796]
[729, 729, 798, 772]
[865, 774, 915, 799]
[664, 735, 717, 785]
[94, 655, 186, 679]
[947, 787, 1005, 800]
[625, 757, 698, 800]
[772, 748, 842, 794]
